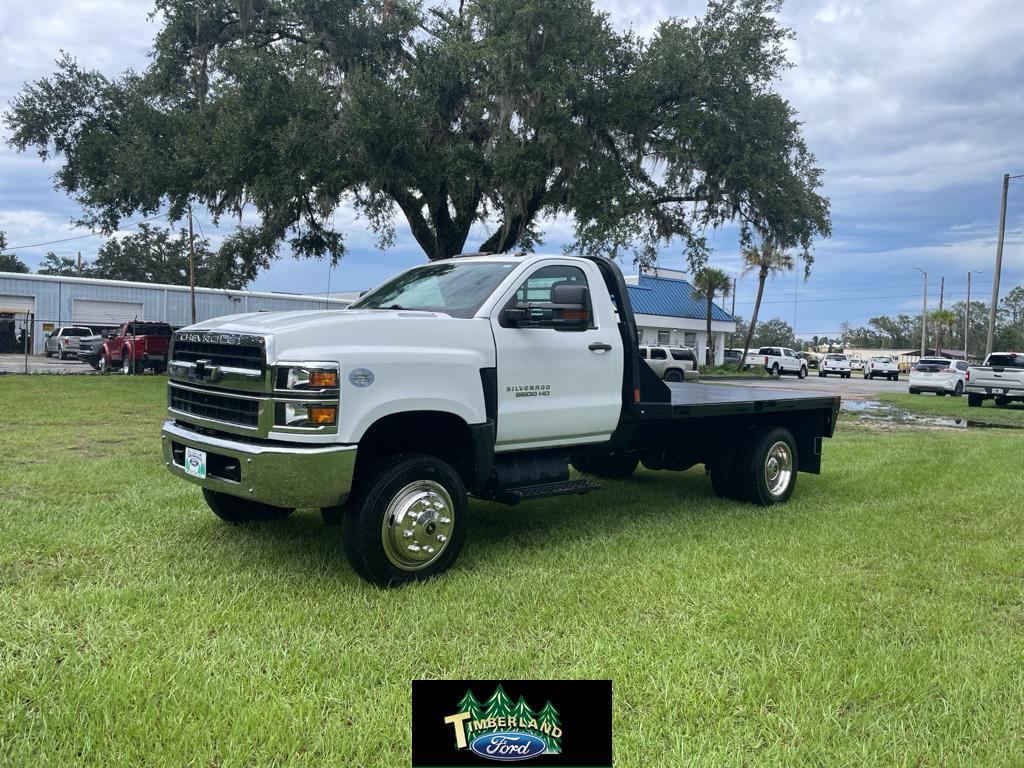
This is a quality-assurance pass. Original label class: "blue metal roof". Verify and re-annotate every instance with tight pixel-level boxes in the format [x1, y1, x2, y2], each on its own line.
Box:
[626, 273, 735, 322]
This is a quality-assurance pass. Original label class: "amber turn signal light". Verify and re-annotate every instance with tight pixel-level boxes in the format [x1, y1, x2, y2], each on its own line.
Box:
[309, 370, 338, 389]
[307, 406, 337, 425]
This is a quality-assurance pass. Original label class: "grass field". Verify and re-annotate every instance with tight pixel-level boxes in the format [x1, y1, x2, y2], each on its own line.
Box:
[2, 376, 1024, 766]
[878, 391, 1024, 428]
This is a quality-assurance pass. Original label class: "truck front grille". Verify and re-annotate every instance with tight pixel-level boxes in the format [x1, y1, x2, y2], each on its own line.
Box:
[171, 332, 265, 371]
[169, 384, 260, 428]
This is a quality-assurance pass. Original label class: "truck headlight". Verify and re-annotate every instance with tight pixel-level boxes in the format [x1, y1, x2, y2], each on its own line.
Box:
[278, 402, 338, 426]
[277, 364, 339, 391]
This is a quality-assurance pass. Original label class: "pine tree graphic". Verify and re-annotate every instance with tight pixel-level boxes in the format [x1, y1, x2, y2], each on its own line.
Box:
[482, 684, 515, 723]
[510, 695, 535, 725]
[457, 689, 486, 722]
[537, 700, 562, 754]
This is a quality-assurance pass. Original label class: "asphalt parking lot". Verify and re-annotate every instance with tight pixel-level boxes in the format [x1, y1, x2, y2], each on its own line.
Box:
[0, 353, 96, 374]
[718, 370, 909, 399]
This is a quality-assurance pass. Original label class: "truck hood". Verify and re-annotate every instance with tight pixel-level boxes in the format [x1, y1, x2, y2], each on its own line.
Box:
[187, 309, 412, 334]
[181, 309, 496, 365]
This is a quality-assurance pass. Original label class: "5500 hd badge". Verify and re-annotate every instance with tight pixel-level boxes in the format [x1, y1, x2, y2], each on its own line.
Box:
[443, 684, 562, 761]
[507, 384, 551, 398]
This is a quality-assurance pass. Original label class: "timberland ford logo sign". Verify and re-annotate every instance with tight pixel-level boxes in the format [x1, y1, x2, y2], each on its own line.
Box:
[444, 685, 562, 761]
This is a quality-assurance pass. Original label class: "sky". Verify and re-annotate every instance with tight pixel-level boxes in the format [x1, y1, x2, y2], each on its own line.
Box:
[1, 0, 1022, 339]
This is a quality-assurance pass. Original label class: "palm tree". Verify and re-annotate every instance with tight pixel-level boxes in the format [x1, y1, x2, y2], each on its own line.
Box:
[737, 242, 798, 370]
[930, 308, 957, 356]
[691, 267, 733, 365]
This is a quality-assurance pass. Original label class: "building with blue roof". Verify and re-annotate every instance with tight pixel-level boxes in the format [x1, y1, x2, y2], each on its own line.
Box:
[626, 268, 737, 365]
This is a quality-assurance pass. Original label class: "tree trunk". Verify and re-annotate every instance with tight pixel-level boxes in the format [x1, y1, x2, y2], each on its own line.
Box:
[738, 271, 768, 371]
[706, 294, 714, 366]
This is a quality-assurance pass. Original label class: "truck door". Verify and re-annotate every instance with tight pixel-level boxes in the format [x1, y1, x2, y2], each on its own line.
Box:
[489, 261, 623, 450]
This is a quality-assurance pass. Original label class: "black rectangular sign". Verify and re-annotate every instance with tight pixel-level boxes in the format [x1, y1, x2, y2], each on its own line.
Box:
[412, 680, 612, 767]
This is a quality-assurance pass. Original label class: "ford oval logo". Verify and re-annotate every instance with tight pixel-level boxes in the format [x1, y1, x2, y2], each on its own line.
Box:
[469, 732, 546, 761]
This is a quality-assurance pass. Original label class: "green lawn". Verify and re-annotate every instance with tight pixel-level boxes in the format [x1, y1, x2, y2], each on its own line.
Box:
[879, 392, 1024, 428]
[2, 377, 1023, 766]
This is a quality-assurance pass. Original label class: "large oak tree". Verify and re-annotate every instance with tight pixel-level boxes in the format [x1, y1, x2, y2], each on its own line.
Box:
[5, 0, 829, 273]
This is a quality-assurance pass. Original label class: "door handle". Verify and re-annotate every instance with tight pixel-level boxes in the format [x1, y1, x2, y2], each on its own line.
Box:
[588, 342, 613, 352]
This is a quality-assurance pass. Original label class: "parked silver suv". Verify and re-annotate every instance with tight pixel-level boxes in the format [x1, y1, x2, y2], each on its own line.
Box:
[638, 345, 700, 382]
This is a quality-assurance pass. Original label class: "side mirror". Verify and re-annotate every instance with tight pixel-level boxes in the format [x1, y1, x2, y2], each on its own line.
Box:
[503, 283, 591, 331]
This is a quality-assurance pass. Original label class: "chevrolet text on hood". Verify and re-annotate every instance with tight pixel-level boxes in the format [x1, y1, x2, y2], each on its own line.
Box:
[161, 253, 841, 586]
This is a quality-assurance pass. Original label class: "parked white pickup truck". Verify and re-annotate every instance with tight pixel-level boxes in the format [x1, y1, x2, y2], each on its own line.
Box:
[161, 254, 839, 586]
[966, 352, 1024, 407]
[819, 353, 852, 378]
[743, 346, 808, 378]
[862, 355, 900, 381]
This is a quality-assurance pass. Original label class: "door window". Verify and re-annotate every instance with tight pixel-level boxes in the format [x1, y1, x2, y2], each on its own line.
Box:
[503, 264, 592, 329]
[650, 348, 667, 360]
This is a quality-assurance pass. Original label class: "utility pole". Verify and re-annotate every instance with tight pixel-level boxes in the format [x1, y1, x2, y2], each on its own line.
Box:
[913, 267, 927, 357]
[986, 173, 1023, 356]
[188, 204, 197, 325]
[965, 270, 980, 362]
[76, 251, 81, 277]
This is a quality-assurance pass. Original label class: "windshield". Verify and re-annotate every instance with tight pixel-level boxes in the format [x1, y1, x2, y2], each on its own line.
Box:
[986, 353, 1024, 368]
[350, 261, 518, 318]
[127, 324, 172, 336]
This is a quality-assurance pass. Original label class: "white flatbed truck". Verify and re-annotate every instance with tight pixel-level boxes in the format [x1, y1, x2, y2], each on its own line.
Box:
[162, 254, 840, 585]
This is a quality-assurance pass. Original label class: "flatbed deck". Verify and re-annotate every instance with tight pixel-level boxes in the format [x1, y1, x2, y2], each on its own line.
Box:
[638, 381, 840, 419]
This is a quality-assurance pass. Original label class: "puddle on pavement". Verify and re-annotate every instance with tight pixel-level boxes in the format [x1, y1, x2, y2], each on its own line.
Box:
[840, 400, 1024, 430]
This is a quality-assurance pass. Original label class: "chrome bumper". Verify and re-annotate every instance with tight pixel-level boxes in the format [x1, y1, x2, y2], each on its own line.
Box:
[161, 420, 357, 509]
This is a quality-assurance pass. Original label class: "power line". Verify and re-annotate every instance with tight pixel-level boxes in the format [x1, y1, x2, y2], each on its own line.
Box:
[0, 213, 170, 252]
[734, 290, 977, 306]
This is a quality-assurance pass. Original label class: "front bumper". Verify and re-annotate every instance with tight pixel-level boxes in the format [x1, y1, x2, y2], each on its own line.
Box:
[161, 420, 357, 509]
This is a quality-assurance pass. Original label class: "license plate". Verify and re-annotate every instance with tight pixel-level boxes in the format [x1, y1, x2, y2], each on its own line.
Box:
[992, 388, 1003, 394]
[185, 447, 207, 479]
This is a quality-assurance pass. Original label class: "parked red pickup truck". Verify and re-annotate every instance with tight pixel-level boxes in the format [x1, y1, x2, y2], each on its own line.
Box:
[99, 321, 173, 374]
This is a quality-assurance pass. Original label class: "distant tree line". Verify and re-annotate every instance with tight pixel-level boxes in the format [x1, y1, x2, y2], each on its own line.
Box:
[0, 225, 254, 289]
[840, 286, 1024, 357]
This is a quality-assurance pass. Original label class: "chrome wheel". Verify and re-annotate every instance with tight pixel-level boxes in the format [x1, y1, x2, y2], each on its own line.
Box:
[763, 441, 793, 497]
[380, 480, 455, 572]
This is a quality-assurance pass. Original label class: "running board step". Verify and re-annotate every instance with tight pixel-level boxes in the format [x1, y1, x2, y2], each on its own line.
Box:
[502, 479, 600, 503]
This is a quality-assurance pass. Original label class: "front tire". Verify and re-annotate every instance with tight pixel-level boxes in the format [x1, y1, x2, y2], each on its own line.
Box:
[797, 366, 807, 379]
[202, 488, 293, 523]
[734, 427, 798, 506]
[122, 348, 136, 375]
[343, 454, 467, 587]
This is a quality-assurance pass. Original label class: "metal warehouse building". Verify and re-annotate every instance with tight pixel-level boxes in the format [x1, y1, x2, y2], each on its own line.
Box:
[0, 271, 351, 356]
